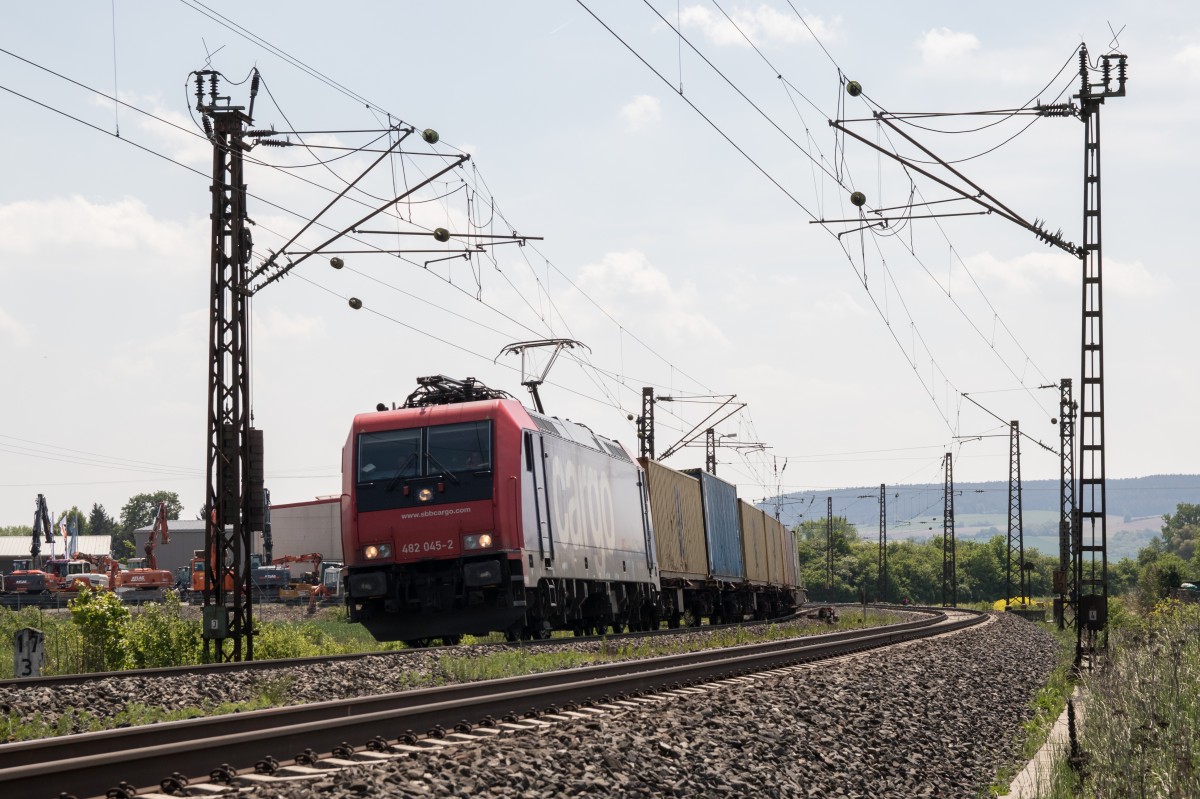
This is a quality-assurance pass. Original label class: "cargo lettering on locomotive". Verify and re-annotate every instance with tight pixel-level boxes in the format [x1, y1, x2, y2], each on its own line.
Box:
[550, 451, 616, 548]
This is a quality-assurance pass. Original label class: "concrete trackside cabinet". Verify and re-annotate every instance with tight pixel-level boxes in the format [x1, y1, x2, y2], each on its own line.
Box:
[13, 627, 45, 679]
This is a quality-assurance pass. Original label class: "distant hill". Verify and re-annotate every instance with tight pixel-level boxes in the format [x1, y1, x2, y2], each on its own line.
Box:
[767, 474, 1199, 562]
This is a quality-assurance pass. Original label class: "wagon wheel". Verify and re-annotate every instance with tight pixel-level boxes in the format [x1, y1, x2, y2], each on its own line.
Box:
[403, 638, 432, 649]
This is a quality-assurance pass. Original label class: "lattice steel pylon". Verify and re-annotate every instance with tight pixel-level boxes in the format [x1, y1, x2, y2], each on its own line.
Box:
[1075, 45, 1125, 664]
[1006, 421, 1025, 607]
[825, 496, 833, 593]
[942, 453, 957, 607]
[638, 387, 655, 459]
[877, 483, 887, 603]
[197, 71, 257, 662]
[1057, 379, 1076, 630]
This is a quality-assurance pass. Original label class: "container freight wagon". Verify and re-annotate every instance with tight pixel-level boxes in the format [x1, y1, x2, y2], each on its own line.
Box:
[683, 469, 745, 583]
[639, 458, 708, 626]
[739, 500, 770, 586]
[737, 501, 807, 617]
[640, 458, 805, 625]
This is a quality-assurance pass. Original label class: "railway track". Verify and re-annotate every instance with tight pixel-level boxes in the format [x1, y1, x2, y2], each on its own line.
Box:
[0, 607, 985, 799]
[0, 606, 836, 690]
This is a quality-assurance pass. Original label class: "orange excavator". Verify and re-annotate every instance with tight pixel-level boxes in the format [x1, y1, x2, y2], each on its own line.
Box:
[116, 501, 174, 591]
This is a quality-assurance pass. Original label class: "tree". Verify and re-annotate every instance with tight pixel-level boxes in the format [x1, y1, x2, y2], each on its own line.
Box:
[116, 491, 183, 558]
[1137, 552, 1189, 609]
[1109, 558, 1140, 595]
[1160, 503, 1200, 563]
[88, 503, 117, 539]
[0, 525, 34, 537]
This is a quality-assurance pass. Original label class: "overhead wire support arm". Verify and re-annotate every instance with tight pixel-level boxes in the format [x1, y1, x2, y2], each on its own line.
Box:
[961, 393, 1056, 455]
[248, 152, 471, 294]
[657, 395, 745, 461]
[243, 126, 415, 287]
[354, 230, 544, 241]
[828, 115, 1080, 256]
[809, 211, 989, 224]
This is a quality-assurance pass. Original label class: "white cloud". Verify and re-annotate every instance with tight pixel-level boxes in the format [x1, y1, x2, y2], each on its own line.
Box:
[255, 307, 328, 343]
[919, 27, 980, 65]
[0, 306, 30, 346]
[0, 195, 201, 271]
[576, 250, 729, 349]
[962, 250, 1170, 298]
[619, 95, 662, 131]
[679, 5, 836, 48]
[1174, 42, 1200, 78]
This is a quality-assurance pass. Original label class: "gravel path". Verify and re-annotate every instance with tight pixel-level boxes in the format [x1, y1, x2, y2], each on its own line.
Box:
[242, 612, 1059, 799]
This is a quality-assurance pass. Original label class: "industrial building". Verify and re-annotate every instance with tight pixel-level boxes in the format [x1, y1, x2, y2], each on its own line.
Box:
[132, 497, 340, 576]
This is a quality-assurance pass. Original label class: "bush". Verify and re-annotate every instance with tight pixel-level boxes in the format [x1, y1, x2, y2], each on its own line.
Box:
[124, 592, 201, 669]
[68, 588, 130, 672]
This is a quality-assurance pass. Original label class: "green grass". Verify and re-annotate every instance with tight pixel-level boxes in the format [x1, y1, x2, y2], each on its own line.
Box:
[439, 609, 909, 683]
[1031, 597, 1200, 798]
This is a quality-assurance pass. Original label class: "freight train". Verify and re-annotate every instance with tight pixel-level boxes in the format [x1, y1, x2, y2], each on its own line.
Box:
[340, 376, 805, 644]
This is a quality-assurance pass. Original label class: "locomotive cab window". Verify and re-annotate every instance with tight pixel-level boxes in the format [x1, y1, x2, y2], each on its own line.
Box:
[357, 429, 420, 484]
[428, 421, 492, 474]
[355, 420, 493, 513]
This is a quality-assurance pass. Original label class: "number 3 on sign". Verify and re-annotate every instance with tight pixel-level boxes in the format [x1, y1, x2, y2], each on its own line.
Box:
[14, 627, 45, 679]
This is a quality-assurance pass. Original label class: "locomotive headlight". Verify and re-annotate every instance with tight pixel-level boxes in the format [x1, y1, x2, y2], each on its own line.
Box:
[417, 488, 433, 502]
[364, 543, 392, 560]
[463, 533, 494, 550]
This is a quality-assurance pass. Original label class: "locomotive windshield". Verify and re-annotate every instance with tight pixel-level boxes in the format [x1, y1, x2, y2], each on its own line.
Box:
[356, 420, 493, 513]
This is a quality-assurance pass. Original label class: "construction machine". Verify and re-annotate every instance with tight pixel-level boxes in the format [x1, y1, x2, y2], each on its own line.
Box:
[4, 495, 58, 593]
[116, 501, 174, 591]
[305, 559, 345, 612]
[273, 553, 325, 603]
[41, 557, 98, 592]
[71, 552, 122, 590]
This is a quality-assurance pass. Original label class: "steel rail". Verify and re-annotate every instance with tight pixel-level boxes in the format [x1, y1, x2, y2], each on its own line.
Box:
[0, 609, 984, 799]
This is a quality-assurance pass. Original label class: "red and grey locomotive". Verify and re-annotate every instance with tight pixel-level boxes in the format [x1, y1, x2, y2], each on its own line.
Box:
[340, 376, 659, 644]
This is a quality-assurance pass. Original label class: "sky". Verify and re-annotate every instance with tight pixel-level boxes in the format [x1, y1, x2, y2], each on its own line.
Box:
[1, 1, 1197, 528]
